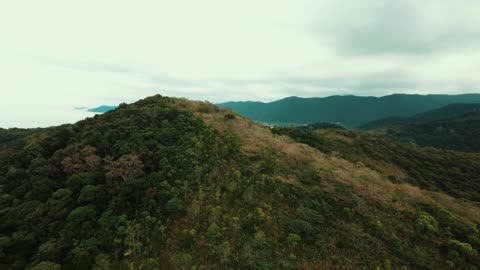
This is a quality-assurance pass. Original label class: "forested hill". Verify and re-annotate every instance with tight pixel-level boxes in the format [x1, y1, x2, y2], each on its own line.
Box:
[360, 103, 480, 152]
[0, 95, 479, 269]
[359, 103, 480, 130]
[218, 93, 480, 127]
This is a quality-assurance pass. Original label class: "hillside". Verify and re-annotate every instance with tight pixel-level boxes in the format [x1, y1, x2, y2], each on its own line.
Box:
[360, 104, 480, 152]
[218, 94, 480, 128]
[359, 103, 480, 130]
[272, 126, 480, 202]
[0, 95, 479, 269]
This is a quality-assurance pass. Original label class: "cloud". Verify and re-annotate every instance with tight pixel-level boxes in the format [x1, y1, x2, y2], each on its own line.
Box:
[1, 0, 480, 127]
[312, 1, 480, 56]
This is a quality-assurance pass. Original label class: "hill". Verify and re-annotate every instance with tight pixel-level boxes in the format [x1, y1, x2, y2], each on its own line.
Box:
[272, 126, 480, 202]
[218, 94, 480, 128]
[0, 95, 479, 269]
[359, 103, 480, 130]
[360, 104, 480, 152]
[88, 105, 117, 113]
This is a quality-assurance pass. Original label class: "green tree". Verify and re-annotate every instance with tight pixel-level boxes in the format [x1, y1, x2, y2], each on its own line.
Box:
[64, 206, 97, 240]
[206, 223, 223, 254]
[123, 221, 143, 258]
[189, 198, 200, 224]
[11, 230, 36, 258]
[35, 240, 60, 262]
[448, 239, 477, 256]
[243, 185, 254, 204]
[30, 176, 55, 202]
[415, 213, 438, 239]
[171, 252, 193, 270]
[67, 245, 94, 270]
[287, 233, 301, 250]
[208, 206, 222, 224]
[78, 185, 100, 204]
[219, 241, 232, 269]
[165, 197, 184, 215]
[31, 261, 61, 270]
[0, 236, 11, 259]
[92, 254, 112, 270]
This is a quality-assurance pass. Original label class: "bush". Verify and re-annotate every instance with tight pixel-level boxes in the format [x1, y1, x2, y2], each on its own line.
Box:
[224, 114, 236, 121]
[31, 261, 61, 270]
[298, 169, 321, 184]
[171, 252, 193, 270]
[287, 233, 301, 249]
[77, 185, 103, 205]
[284, 219, 315, 241]
[448, 239, 478, 256]
[165, 197, 184, 214]
[415, 213, 438, 239]
[52, 188, 73, 200]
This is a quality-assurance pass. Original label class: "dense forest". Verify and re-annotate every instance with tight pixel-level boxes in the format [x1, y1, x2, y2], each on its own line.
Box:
[360, 104, 480, 152]
[0, 95, 479, 269]
[359, 103, 480, 130]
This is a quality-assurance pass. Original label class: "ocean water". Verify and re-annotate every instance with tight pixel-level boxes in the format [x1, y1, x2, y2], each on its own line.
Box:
[1, 105, 97, 129]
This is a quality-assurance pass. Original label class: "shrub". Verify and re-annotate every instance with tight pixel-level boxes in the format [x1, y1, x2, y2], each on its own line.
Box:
[415, 213, 438, 239]
[224, 114, 236, 121]
[171, 252, 193, 270]
[31, 261, 61, 270]
[287, 233, 301, 249]
[448, 239, 478, 256]
[165, 197, 184, 214]
[298, 169, 321, 184]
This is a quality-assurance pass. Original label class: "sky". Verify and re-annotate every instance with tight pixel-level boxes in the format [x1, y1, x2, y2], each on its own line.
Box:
[1, 0, 480, 127]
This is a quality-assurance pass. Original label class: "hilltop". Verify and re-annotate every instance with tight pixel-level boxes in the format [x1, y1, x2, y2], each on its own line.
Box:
[0, 95, 479, 269]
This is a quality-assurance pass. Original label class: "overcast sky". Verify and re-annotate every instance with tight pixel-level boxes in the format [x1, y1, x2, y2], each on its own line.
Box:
[1, 0, 480, 127]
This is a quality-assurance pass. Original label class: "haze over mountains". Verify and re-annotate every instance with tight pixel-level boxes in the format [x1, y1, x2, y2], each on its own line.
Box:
[219, 93, 480, 128]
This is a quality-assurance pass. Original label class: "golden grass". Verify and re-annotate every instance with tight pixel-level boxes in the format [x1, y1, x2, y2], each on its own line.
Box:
[174, 98, 480, 223]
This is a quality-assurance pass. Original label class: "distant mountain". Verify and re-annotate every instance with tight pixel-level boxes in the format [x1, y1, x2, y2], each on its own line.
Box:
[87, 105, 117, 113]
[218, 93, 480, 128]
[359, 103, 480, 130]
[298, 122, 345, 130]
[361, 103, 480, 152]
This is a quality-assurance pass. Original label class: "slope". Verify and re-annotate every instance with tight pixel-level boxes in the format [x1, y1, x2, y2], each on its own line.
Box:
[360, 104, 480, 152]
[359, 103, 480, 130]
[0, 95, 479, 269]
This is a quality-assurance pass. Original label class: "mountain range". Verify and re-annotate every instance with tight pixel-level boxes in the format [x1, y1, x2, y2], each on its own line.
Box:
[219, 93, 480, 128]
[1, 95, 479, 269]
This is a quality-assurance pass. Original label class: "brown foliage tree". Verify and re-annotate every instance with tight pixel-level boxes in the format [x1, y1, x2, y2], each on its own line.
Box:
[61, 145, 101, 174]
[104, 154, 144, 192]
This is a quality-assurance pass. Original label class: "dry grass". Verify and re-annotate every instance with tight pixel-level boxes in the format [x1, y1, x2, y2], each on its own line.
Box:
[174, 98, 480, 223]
